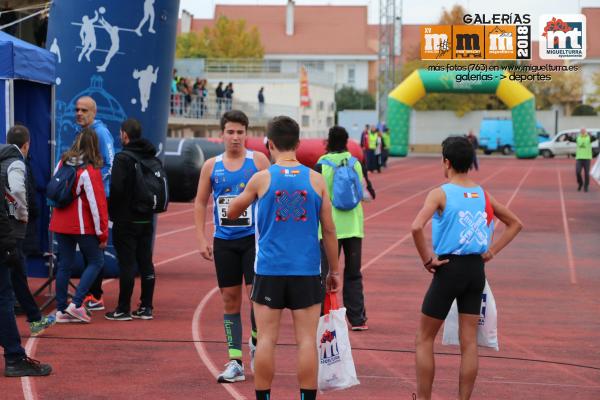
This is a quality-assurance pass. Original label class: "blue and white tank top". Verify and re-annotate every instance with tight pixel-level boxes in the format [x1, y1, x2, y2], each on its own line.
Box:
[254, 164, 322, 276]
[432, 183, 494, 256]
[211, 150, 258, 240]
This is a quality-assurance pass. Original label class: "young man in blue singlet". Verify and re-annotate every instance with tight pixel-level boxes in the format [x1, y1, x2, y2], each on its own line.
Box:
[194, 110, 271, 383]
[411, 136, 522, 400]
[228, 116, 341, 400]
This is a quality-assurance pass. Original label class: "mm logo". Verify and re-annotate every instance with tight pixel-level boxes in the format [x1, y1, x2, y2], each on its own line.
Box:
[539, 14, 586, 59]
[420, 25, 452, 60]
[484, 25, 530, 60]
[453, 25, 484, 59]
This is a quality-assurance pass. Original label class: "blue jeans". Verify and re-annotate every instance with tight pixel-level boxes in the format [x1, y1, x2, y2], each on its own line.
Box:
[55, 234, 104, 312]
[0, 261, 26, 362]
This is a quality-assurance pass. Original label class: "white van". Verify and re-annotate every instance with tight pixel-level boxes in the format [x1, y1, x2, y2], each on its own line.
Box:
[538, 129, 599, 158]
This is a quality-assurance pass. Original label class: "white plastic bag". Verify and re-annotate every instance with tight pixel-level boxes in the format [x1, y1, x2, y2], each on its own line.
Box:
[442, 280, 499, 351]
[591, 158, 600, 184]
[317, 294, 360, 392]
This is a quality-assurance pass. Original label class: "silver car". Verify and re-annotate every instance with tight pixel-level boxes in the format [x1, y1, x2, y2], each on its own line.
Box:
[538, 129, 599, 158]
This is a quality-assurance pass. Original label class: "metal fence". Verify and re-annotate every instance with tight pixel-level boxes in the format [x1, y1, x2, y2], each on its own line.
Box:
[170, 93, 298, 121]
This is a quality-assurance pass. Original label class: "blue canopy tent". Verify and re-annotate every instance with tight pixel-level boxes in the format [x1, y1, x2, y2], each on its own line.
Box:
[0, 31, 56, 292]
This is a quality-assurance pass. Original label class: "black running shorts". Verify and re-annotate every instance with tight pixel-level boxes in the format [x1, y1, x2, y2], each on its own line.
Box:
[213, 235, 255, 288]
[421, 254, 485, 320]
[251, 275, 323, 310]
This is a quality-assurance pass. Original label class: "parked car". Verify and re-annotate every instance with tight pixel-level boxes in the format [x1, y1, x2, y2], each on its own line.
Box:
[479, 118, 550, 155]
[538, 129, 600, 158]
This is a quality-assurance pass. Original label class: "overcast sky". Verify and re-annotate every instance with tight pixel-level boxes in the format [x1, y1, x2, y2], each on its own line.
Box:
[180, 0, 597, 24]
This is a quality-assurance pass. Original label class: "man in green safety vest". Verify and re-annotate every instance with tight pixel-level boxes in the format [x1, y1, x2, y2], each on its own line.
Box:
[367, 126, 379, 172]
[571, 128, 593, 192]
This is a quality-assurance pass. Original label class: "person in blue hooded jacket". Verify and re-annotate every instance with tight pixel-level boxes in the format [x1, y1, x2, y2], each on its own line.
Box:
[74, 96, 114, 197]
[73, 96, 114, 311]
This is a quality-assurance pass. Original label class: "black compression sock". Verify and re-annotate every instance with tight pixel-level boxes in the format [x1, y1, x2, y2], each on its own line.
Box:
[300, 388, 317, 400]
[256, 389, 271, 400]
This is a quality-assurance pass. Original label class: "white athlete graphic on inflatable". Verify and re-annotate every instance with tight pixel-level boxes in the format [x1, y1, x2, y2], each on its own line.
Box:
[49, 38, 62, 63]
[135, 0, 156, 36]
[73, 4, 157, 73]
[132, 65, 159, 112]
[77, 11, 99, 62]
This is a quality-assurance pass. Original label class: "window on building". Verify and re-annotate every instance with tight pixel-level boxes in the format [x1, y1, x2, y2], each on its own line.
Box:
[300, 61, 325, 71]
[330, 102, 336, 111]
[326, 117, 334, 127]
[318, 101, 324, 111]
[301, 115, 310, 127]
[348, 65, 356, 85]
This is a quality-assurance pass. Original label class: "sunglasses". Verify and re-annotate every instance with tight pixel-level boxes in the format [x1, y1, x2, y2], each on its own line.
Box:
[75, 108, 89, 112]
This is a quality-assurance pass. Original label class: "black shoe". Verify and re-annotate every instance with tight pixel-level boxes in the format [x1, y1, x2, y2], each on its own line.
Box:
[584, 187, 589, 192]
[105, 310, 133, 321]
[132, 306, 153, 320]
[578, 183, 582, 191]
[4, 357, 52, 377]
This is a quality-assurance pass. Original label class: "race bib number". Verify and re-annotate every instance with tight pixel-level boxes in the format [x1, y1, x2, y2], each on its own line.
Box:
[217, 196, 252, 227]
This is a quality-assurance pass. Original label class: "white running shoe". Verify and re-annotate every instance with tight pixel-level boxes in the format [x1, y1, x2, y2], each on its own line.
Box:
[217, 360, 245, 383]
[55, 311, 83, 323]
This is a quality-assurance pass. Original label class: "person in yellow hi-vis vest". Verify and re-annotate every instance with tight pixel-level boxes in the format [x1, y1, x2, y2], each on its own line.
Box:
[367, 126, 379, 172]
[382, 128, 391, 168]
[569, 128, 593, 192]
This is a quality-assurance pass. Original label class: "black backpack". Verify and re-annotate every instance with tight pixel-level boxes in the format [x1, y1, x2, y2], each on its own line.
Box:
[122, 151, 169, 214]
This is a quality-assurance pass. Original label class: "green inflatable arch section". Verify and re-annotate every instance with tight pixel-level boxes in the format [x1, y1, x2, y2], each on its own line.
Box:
[387, 69, 538, 159]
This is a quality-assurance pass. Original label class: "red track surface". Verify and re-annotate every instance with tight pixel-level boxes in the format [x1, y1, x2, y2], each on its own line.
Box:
[2, 157, 599, 399]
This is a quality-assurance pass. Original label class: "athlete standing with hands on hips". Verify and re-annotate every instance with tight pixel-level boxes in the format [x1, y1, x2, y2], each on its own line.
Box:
[411, 137, 522, 400]
[194, 110, 271, 383]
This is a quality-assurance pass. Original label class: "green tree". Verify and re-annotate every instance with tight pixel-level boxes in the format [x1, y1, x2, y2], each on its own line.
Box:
[587, 71, 600, 109]
[524, 72, 583, 115]
[335, 86, 376, 112]
[176, 16, 264, 59]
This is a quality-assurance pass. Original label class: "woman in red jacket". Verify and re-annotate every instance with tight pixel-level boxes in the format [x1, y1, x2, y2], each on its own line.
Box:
[50, 128, 108, 323]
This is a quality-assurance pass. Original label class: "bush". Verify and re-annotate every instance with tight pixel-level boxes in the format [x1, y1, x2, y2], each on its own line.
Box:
[572, 104, 597, 116]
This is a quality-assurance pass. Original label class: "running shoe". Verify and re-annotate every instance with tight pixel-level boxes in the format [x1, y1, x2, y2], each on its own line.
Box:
[4, 357, 52, 377]
[66, 303, 91, 323]
[83, 295, 105, 311]
[132, 306, 153, 320]
[30, 315, 56, 336]
[217, 360, 245, 383]
[105, 310, 133, 321]
[55, 311, 83, 323]
[351, 324, 369, 331]
[249, 337, 256, 373]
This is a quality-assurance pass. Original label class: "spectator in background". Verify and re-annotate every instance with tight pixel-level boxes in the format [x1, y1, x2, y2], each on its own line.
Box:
[225, 82, 234, 111]
[105, 119, 158, 321]
[73, 96, 114, 312]
[0, 126, 55, 336]
[467, 130, 479, 171]
[50, 128, 109, 323]
[215, 82, 224, 118]
[381, 127, 391, 168]
[570, 128, 593, 192]
[258, 87, 265, 115]
[367, 125, 379, 172]
[316, 126, 369, 331]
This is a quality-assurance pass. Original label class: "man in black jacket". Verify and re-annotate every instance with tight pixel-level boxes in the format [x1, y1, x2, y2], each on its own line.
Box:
[0, 190, 52, 376]
[105, 118, 157, 321]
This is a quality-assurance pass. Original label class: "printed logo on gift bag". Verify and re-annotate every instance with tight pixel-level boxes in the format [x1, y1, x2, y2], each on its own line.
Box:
[319, 329, 340, 365]
[479, 293, 487, 326]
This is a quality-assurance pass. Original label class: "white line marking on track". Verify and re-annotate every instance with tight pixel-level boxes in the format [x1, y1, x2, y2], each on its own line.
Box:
[192, 287, 247, 400]
[556, 165, 578, 284]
